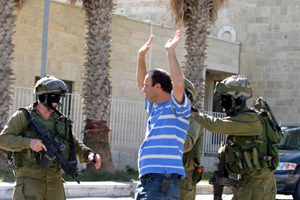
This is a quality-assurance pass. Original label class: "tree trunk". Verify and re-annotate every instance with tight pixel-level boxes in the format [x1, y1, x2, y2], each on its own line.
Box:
[81, 0, 115, 173]
[83, 119, 116, 173]
[0, 0, 17, 172]
[184, 0, 213, 111]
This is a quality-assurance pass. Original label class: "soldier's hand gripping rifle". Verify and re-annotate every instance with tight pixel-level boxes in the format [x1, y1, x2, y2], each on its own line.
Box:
[209, 143, 238, 200]
[20, 108, 80, 184]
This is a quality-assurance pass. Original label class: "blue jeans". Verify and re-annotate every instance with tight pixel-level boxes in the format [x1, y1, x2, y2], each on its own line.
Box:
[135, 173, 181, 200]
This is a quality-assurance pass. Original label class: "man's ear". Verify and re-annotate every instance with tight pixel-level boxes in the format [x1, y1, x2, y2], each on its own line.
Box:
[155, 83, 161, 90]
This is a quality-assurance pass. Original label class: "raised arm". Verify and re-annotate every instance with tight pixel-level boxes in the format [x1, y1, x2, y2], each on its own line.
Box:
[165, 29, 185, 104]
[137, 35, 154, 100]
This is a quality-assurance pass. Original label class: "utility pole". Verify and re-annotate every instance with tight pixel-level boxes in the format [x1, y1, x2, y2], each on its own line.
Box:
[40, 0, 50, 78]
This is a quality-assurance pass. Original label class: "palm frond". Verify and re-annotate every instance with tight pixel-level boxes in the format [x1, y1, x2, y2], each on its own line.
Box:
[169, 0, 227, 26]
[14, 0, 27, 10]
[210, 0, 227, 25]
[169, 0, 186, 26]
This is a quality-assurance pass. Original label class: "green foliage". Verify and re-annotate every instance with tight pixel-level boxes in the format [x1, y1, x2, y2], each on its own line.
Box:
[0, 168, 139, 183]
[0, 171, 15, 182]
[201, 171, 213, 182]
[0, 167, 212, 183]
[63, 168, 139, 182]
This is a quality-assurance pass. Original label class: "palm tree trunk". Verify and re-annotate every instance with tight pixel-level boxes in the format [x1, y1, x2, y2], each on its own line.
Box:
[183, 0, 213, 111]
[81, 0, 115, 173]
[0, 0, 17, 172]
[169, 0, 227, 111]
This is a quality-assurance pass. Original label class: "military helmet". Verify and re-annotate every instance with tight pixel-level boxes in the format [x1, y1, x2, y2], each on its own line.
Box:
[34, 75, 67, 96]
[184, 78, 196, 102]
[214, 76, 252, 99]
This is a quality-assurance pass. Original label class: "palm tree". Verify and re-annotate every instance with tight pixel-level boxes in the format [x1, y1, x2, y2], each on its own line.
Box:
[72, 0, 116, 173]
[169, 0, 227, 110]
[0, 0, 27, 171]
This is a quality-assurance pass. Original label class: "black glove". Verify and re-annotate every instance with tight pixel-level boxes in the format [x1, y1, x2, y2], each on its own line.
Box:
[191, 106, 198, 113]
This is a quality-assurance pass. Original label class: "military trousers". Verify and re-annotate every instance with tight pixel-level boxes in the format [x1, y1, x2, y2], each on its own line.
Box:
[232, 168, 276, 200]
[13, 176, 65, 200]
[179, 175, 196, 200]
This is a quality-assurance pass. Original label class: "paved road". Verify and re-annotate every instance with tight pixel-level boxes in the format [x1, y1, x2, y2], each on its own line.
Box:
[67, 194, 293, 200]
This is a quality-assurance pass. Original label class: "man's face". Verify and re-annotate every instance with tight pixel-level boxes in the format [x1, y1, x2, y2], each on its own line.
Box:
[142, 73, 158, 103]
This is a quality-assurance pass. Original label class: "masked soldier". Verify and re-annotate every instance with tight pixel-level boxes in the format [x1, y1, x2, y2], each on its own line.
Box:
[0, 75, 101, 200]
[192, 76, 277, 200]
[179, 78, 204, 200]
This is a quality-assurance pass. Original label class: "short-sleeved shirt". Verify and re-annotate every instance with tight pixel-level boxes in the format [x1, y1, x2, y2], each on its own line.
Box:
[138, 92, 191, 177]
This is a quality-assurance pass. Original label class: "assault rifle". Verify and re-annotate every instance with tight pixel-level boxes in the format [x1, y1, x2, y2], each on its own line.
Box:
[209, 143, 238, 200]
[20, 108, 80, 184]
[254, 97, 283, 137]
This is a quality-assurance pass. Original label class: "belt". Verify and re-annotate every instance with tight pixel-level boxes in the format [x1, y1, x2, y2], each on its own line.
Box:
[140, 173, 181, 179]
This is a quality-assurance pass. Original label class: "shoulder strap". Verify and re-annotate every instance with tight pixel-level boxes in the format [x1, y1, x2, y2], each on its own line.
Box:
[19, 108, 31, 120]
[54, 110, 77, 167]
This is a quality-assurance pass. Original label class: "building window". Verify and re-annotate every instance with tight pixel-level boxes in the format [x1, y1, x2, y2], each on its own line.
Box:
[212, 81, 223, 113]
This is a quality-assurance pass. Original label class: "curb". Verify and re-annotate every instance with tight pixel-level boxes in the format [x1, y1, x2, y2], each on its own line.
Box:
[0, 181, 233, 199]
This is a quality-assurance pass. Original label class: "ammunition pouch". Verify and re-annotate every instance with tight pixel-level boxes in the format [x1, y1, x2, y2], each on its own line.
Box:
[192, 166, 204, 183]
[223, 135, 278, 174]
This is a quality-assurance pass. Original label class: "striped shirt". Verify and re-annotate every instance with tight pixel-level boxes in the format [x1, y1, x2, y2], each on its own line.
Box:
[138, 92, 191, 177]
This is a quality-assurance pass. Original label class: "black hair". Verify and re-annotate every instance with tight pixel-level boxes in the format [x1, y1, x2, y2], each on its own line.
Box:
[149, 69, 172, 94]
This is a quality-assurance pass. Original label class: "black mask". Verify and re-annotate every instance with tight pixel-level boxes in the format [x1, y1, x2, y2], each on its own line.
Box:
[220, 95, 232, 111]
[39, 94, 61, 110]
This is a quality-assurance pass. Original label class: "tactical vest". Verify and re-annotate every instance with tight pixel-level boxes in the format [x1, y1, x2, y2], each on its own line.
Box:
[222, 109, 280, 174]
[12, 104, 73, 168]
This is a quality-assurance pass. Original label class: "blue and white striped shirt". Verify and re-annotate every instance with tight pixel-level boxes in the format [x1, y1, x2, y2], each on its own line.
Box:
[138, 92, 191, 177]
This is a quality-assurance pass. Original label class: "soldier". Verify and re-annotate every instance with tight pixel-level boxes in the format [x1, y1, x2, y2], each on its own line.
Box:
[0, 75, 101, 200]
[192, 76, 277, 200]
[179, 78, 204, 200]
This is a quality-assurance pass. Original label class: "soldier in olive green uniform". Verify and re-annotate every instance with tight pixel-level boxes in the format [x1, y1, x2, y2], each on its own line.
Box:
[179, 79, 204, 200]
[0, 76, 101, 200]
[192, 76, 277, 200]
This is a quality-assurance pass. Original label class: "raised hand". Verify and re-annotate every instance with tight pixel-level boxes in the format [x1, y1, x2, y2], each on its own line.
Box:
[165, 29, 181, 52]
[138, 35, 154, 56]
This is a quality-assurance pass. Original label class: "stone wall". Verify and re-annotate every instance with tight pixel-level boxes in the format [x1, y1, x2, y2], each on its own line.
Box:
[210, 0, 300, 124]
[112, 0, 300, 125]
[12, 0, 86, 93]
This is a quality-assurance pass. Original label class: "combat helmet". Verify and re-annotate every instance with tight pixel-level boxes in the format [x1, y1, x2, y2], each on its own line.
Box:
[184, 78, 196, 103]
[215, 76, 252, 115]
[34, 75, 67, 96]
[214, 76, 252, 99]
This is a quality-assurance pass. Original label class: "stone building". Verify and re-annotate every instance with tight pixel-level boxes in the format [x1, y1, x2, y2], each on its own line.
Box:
[115, 0, 300, 125]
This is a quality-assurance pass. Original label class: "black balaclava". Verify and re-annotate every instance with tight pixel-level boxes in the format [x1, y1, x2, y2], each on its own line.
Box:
[220, 94, 246, 116]
[39, 93, 61, 110]
[220, 95, 232, 111]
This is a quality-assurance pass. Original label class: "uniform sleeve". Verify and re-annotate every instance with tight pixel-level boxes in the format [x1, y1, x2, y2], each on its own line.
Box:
[192, 112, 263, 136]
[0, 110, 31, 152]
[184, 118, 204, 153]
[73, 133, 92, 163]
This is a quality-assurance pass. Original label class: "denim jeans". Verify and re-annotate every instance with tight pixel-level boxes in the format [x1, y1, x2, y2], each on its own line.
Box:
[135, 173, 181, 200]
